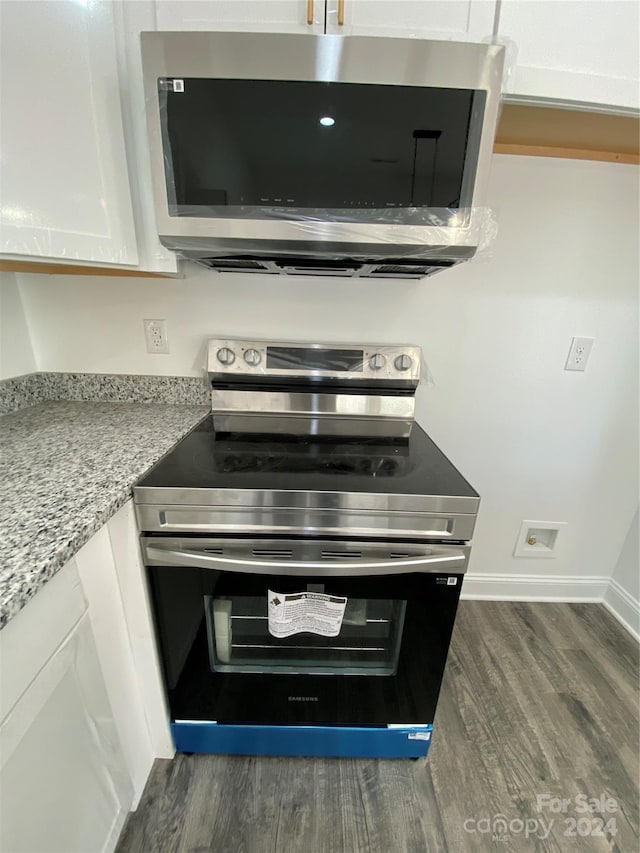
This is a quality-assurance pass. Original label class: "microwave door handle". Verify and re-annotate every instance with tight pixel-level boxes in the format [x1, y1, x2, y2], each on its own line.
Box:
[144, 545, 467, 576]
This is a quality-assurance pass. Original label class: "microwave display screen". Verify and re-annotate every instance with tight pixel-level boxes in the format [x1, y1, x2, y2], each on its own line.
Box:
[159, 78, 484, 221]
[266, 347, 363, 372]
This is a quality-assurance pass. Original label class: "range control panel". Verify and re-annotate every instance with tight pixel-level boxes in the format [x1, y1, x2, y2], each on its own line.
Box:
[206, 338, 422, 383]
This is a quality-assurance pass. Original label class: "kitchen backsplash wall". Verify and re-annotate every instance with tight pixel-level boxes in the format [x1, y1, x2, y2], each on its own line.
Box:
[13, 155, 640, 596]
[0, 371, 209, 414]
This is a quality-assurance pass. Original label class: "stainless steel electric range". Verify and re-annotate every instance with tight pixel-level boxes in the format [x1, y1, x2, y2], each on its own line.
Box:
[134, 338, 479, 759]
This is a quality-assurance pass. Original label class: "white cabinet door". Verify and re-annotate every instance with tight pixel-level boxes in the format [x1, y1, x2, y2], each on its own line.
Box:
[155, 0, 325, 32]
[0, 562, 132, 853]
[498, 0, 640, 111]
[0, 618, 132, 853]
[76, 525, 156, 807]
[107, 501, 175, 759]
[325, 0, 497, 41]
[0, 0, 138, 266]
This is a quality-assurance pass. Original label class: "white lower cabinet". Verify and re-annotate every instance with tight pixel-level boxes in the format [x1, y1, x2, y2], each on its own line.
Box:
[0, 563, 133, 853]
[75, 525, 157, 807]
[105, 501, 175, 760]
[0, 500, 170, 852]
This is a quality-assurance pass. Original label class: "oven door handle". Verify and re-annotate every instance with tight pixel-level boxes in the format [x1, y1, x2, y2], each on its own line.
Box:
[144, 545, 467, 576]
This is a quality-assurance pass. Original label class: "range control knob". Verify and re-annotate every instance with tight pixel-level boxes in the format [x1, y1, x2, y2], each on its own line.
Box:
[394, 353, 413, 372]
[369, 353, 386, 371]
[243, 348, 262, 367]
[216, 346, 236, 366]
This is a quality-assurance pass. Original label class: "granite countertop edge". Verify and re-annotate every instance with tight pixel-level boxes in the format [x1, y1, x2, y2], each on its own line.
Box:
[0, 400, 209, 631]
[3, 486, 137, 630]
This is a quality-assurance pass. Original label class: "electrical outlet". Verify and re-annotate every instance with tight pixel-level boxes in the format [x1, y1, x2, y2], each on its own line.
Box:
[144, 319, 169, 354]
[565, 336, 593, 372]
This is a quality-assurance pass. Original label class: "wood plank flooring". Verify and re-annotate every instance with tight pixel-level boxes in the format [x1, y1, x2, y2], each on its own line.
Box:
[116, 602, 639, 853]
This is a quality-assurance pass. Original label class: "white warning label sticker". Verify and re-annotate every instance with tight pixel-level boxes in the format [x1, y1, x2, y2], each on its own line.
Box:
[268, 590, 347, 638]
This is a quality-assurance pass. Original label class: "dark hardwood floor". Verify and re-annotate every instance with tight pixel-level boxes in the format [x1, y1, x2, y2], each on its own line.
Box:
[116, 602, 639, 853]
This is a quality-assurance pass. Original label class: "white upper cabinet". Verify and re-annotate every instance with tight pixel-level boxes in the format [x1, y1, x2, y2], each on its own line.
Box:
[0, 1, 139, 266]
[324, 0, 497, 41]
[498, 0, 640, 111]
[1, 0, 633, 275]
[150, 0, 638, 112]
[113, 0, 179, 272]
[155, 0, 325, 33]
[155, 0, 497, 40]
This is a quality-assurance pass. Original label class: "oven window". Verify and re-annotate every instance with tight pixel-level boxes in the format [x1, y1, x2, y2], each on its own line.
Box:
[205, 594, 406, 676]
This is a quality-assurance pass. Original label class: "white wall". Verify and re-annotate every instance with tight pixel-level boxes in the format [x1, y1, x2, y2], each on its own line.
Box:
[0, 271, 36, 379]
[604, 509, 639, 638]
[17, 155, 640, 594]
[611, 510, 640, 602]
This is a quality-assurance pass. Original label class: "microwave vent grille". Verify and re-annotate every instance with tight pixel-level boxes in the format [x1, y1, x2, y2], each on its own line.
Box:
[201, 258, 274, 273]
[191, 256, 457, 279]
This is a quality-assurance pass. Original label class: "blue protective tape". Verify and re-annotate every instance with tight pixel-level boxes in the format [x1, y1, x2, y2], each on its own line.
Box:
[172, 722, 433, 758]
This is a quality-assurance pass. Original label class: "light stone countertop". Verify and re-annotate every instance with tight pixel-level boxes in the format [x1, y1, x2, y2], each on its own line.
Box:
[0, 400, 208, 629]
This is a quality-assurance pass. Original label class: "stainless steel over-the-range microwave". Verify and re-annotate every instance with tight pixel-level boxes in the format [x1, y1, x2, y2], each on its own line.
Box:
[141, 32, 505, 278]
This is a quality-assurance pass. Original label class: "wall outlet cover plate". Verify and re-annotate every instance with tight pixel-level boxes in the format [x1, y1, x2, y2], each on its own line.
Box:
[565, 336, 594, 372]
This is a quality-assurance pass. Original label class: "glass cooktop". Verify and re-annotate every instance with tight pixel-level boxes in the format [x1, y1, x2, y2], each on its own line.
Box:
[137, 415, 477, 499]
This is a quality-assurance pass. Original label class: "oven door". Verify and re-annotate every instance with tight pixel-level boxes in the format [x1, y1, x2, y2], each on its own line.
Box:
[143, 537, 468, 728]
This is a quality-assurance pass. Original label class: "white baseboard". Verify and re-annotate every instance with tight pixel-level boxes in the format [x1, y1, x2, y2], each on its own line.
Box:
[603, 579, 640, 642]
[460, 573, 609, 603]
[105, 807, 129, 853]
[460, 573, 639, 643]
